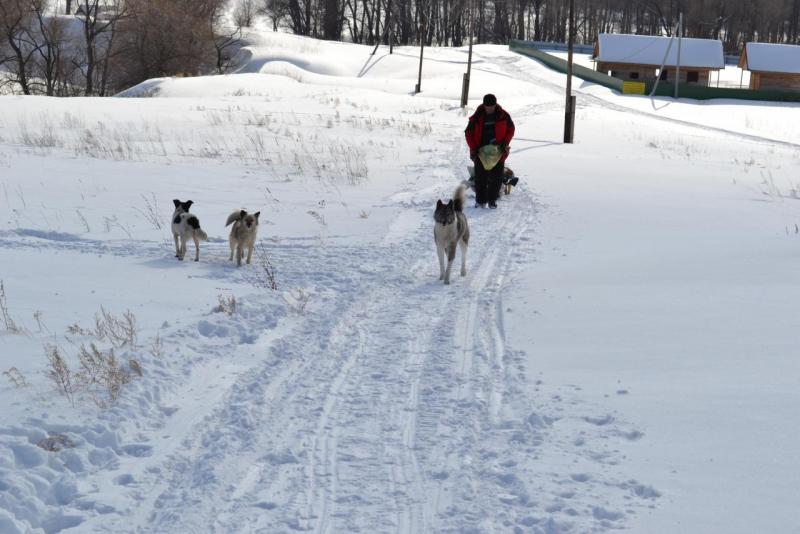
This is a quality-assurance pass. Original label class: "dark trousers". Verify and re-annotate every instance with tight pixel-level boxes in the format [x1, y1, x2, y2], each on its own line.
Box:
[474, 159, 504, 204]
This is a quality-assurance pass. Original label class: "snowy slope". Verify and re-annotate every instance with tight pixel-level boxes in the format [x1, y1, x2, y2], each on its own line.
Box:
[1, 31, 799, 534]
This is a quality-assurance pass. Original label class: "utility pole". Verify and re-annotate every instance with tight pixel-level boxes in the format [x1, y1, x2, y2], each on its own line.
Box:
[649, 16, 681, 98]
[563, 0, 576, 143]
[674, 12, 683, 99]
[388, 0, 393, 54]
[415, 9, 427, 93]
[460, 0, 475, 107]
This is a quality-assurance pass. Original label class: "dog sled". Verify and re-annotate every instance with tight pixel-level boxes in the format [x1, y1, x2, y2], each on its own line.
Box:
[466, 165, 520, 196]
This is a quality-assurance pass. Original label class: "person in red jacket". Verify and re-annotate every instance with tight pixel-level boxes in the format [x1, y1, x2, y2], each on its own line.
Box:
[465, 94, 515, 209]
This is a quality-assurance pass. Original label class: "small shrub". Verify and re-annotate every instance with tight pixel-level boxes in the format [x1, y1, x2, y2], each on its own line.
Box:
[75, 343, 133, 408]
[46, 345, 76, 407]
[94, 307, 138, 348]
[247, 242, 278, 291]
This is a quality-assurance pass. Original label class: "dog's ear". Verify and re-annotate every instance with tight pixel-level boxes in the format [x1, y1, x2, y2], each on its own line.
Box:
[173, 199, 181, 208]
[184, 200, 193, 210]
[447, 199, 454, 207]
[240, 209, 247, 219]
[254, 212, 260, 221]
[436, 200, 443, 207]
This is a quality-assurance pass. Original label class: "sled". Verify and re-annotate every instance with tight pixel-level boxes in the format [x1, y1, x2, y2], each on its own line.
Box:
[466, 165, 520, 196]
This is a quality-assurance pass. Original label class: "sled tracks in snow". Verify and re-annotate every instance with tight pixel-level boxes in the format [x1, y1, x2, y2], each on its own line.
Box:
[83, 181, 656, 532]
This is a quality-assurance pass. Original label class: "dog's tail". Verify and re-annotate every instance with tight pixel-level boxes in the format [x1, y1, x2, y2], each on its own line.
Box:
[453, 184, 467, 213]
[187, 216, 208, 241]
[225, 210, 245, 227]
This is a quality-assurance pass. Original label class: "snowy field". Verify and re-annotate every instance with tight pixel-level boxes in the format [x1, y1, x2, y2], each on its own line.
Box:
[1, 30, 799, 534]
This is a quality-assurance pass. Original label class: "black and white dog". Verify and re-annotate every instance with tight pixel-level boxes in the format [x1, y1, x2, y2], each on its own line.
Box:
[434, 185, 470, 285]
[171, 199, 208, 262]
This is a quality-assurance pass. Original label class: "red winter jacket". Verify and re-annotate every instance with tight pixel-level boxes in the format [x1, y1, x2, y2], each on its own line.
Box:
[465, 104, 515, 162]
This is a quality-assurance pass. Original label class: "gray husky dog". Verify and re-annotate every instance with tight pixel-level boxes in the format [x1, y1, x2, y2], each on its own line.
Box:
[171, 199, 208, 261]
[226, 209, 260, 266]
[434, 185, 469, 284]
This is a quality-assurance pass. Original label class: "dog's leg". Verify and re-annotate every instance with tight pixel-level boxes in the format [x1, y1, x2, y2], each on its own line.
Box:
[460, 239, 468, 276]
[436, 242, 445, 280]
[193, 233, 200, 262]
[229, 236, 235, 261]
[173, 233, 180, 258]
[444, 243, 457, 284]
[236, 244, 243, 267]
[246, 244, 253, 265]
[178, 235, 185, 260]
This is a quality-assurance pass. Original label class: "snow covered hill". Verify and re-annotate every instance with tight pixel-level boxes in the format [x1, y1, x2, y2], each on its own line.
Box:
[1, 30, 799, 534]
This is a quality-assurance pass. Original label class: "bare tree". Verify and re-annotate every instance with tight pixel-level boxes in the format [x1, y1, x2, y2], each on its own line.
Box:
[73, 0, 128, 95]
[212, 0, 243, 73]
[233, 0, 255, 27]
[260, 0, 290, 30]
[0, 0, 36, 94]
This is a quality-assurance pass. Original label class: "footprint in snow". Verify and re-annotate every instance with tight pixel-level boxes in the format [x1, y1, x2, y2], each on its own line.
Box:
[583, 414, 614, 426]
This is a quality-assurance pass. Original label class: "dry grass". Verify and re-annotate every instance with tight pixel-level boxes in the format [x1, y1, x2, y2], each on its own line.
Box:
[46, 342, 142, 409]
[134, 193, 165, 230]
[3, 367, 29, 388]
[36, 433, 75, 452]
[149, 331, 163, 359]
[1, 280, 23, 334]
[46, 345, 77, 407]
[246, 242, 278, 291]
[214, 294, 237, 315]
[93, 307, 138, 348]
[284, 288, 311, 315]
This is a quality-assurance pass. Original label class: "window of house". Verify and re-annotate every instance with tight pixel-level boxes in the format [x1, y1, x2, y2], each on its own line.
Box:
[611, 71, 618, 77]
[629, 72, 640, 80]
[660, 70, 668, 81]
[687, 71, 699, 83]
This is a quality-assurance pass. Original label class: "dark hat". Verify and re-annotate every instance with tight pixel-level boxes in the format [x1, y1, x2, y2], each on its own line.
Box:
[483, 94, 497, 106]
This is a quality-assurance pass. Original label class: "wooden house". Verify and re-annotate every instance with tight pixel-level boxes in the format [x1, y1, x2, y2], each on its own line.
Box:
[593, 34, 724, 85]
[739, 43, 800, 92]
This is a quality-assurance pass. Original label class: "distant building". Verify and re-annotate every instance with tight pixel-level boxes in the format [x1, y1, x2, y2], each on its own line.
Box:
[739, 43, 800, 92]
[72, 1, 120, 19]
[593, 34, 724, 86]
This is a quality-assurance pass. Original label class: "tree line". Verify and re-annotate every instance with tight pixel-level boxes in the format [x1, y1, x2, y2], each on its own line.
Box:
[1, 0, 798, 96]
[278, 0, 800, 50]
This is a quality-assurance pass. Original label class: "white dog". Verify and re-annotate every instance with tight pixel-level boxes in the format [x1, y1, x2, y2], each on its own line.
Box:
[171, 199, 208, 262]
[226, 209, 260, 266]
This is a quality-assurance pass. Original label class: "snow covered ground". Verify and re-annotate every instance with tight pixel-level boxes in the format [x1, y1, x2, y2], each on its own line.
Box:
[1, 30, 799, 534]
